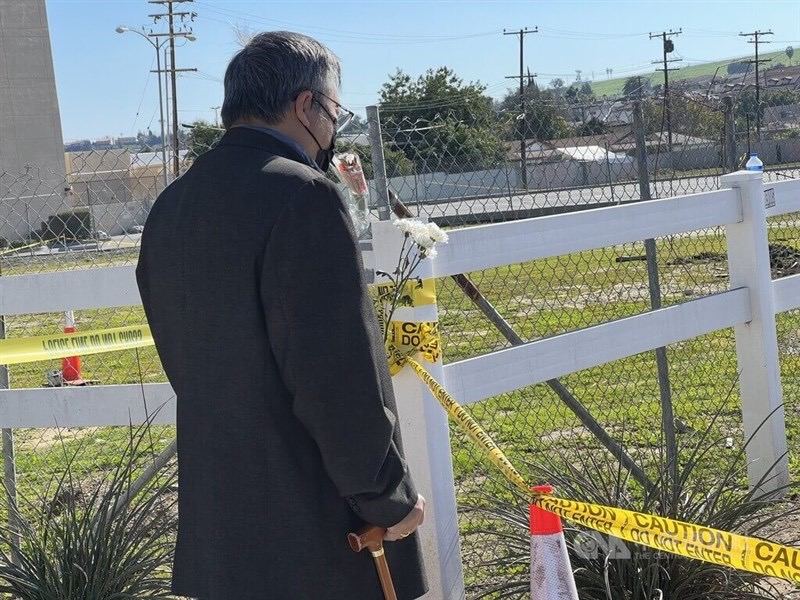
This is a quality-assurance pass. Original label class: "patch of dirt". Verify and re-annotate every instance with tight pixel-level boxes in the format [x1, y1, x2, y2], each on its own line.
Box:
[770, 243, 800, 277]
[758, 505, 800, 598]
[16, 427, 98, 451]
[668, 251, 726, 266]
[662, 244, 800, 278]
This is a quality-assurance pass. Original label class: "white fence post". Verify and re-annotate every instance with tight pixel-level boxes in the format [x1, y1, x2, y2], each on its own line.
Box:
[371, 219, 466, 600]
[721, 169, 789, 496]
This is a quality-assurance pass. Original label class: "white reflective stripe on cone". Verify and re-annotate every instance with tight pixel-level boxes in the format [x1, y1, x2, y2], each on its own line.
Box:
[530, 532, 580, 600]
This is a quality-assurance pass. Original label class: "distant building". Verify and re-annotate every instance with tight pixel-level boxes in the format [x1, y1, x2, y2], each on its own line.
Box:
[91, 138, 114, 150]
[65, 140, 92, 152]
[0, 0, 67, 242]
[764, 103, 800, 126]
[115, 136, 139, 149]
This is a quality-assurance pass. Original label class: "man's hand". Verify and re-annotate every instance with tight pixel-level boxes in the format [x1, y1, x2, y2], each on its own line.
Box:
[384, 494, 425, 542]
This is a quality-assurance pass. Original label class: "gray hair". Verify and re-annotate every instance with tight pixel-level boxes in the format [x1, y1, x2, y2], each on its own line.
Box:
[221, 31, 341, 129]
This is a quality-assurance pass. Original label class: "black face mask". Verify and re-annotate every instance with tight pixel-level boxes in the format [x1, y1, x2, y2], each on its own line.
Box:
[314, 129, 336, 172]
[302, 96, 338, 172]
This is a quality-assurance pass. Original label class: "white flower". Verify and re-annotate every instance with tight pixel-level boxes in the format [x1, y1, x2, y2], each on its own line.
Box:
[394, 218, 431, 245]
[394, 219, 418, 235]
[413, 232, 435, 249]
[394, 218, 447, 252]
[426, 222, 449, 244]
[424, 246, 438, 259]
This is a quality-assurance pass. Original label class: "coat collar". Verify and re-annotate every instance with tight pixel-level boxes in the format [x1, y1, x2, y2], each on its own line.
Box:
[216, 126, 321, 171]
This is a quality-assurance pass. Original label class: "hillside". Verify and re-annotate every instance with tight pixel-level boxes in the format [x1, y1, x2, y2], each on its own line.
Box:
[590, 48, 796, 97]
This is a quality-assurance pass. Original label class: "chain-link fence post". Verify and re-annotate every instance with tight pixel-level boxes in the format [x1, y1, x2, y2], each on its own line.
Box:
[366, 105, 392, 221]
[633, 99, 678, 492]
[723, 96, 738, 172]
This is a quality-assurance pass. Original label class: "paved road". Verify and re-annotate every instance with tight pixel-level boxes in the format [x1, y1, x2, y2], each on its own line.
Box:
[396, 169, 800, 225]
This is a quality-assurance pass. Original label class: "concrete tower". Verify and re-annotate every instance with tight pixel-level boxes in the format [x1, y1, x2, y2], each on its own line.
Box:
[0, 0, 66, 242]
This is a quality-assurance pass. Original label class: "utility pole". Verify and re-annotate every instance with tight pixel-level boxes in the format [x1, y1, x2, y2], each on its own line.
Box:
[650, 29, 682, 151]
[503, 27, 537, 189]
[740, 29, 773, 140]
[148, 0, 197, 178]
[211, 105, 221, 127]
[526, 68, 536, 87]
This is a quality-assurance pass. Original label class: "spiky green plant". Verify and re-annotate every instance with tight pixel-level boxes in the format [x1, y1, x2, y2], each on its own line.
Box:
[0, 420, 177, 599]
[467, 400, 799, 599]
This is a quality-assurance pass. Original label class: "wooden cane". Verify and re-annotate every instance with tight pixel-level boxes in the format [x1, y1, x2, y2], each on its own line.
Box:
[348, 525, 398, 600]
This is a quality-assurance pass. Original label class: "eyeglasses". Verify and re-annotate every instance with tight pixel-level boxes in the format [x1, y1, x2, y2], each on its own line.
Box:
[311, 89, 355, 134]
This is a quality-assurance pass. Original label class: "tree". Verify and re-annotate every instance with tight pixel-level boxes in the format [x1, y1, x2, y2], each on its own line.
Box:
[378, 67, 506, 172]
[186, 120, 222, 159]
[786, 46, 794, 64]
[565, 82, 595, 104]
[576, 117, 610, 136]
[643, 96, 723, 139]
[340, 114, 368, 135]
[549, 78, 565, 90]
[379, 67, 495, 124]
[623, 76, 650, 99]
[499, 81, 572, 141]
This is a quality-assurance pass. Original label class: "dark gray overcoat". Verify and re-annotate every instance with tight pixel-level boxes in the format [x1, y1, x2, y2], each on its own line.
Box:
[135, 127, 428, 600]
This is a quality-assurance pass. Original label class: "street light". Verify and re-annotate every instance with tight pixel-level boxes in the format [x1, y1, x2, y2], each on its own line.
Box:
[116, 25, 169, 188]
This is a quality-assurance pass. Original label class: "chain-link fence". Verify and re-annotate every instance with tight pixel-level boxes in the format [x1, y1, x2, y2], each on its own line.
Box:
[366, 89, 800, 597]
[3, 85, 800, 597]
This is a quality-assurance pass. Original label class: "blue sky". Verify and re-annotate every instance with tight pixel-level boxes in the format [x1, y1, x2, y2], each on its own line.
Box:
[47, 0, 800, 141]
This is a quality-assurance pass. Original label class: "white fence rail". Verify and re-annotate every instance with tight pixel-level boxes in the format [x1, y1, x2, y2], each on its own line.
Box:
[2, 170, 800, 598]
[372, 170, 800, 597]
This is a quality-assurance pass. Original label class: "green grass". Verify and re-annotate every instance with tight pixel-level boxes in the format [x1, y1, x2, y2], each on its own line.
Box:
[591, 49, 798, 98]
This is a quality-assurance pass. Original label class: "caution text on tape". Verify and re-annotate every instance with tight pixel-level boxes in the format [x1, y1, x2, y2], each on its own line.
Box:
[0, 325, 153, 365]
[537, 495, 800, 583]
[393, 349, 800, 584]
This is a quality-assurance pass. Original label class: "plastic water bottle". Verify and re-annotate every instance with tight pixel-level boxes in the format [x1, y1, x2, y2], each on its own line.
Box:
[746, 153, 764, 172]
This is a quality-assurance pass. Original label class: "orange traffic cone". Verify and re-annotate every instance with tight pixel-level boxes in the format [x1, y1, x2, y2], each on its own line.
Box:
[530, 484, 579, 600]
[62, 310, 83, 384]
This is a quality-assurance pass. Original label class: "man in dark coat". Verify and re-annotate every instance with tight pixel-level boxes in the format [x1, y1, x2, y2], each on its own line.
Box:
[136, 31, 428, 600]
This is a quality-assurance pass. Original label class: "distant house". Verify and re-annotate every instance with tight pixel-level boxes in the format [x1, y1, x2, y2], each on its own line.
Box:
[763, 103, 800, 125]
[505, 136, 636, 189]
[567, 100, 634, 128]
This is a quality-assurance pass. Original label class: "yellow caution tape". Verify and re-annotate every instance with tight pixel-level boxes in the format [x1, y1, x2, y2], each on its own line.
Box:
[387, 321, 441, 375]
[536, 496, 800, 583]
[0, 325, 153, 365]
[374, 277, 437, 308]
[401, 352, 529, 493]
[398, 352, 800, 583]
[0, 241, 42, 256]
[381, 280, 800, 583]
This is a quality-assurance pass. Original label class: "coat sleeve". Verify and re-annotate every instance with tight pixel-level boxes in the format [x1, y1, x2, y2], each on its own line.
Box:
[260, 177, 419, 528]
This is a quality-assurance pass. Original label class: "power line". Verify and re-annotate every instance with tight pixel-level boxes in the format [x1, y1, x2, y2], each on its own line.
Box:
[504, 27, 537, 189]
[195, 2, 501, 44]
[130, 55, 157, 133]
[740, 29, 774, 139]
[147, 0, 197, 177]
[650, 29, 682, 150]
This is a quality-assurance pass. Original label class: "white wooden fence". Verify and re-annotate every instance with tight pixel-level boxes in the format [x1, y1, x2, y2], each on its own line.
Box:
[1, 170, 799, 598]
[373, 170, 800, 598]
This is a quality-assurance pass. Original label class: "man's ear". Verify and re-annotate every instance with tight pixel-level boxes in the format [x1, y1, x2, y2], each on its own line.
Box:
[294, 90, 314, 127]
